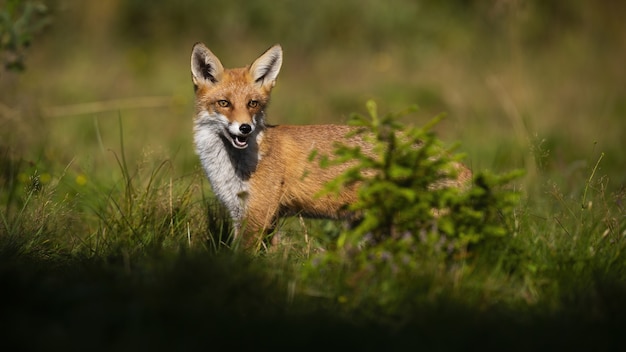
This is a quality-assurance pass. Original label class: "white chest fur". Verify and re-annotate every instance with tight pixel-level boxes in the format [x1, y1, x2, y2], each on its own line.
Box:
[193, 116, 262, 223]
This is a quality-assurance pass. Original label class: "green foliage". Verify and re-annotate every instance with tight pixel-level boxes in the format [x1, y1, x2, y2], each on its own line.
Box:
[322, 100, 522, 252]
[303, 101, 523, 314]
[0, 0, 50, 72]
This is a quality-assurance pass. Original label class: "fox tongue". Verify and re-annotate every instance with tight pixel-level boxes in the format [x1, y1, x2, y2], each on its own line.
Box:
[234, 135, 248, 147]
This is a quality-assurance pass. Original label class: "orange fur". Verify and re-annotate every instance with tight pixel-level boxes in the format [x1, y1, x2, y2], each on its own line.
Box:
[191, 43, 471, 250]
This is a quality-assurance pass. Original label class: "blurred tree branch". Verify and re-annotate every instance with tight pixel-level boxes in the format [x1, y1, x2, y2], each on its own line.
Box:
[0, 0, 51, 73]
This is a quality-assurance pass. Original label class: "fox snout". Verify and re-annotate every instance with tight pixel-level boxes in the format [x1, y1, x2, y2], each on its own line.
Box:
[226, 121, 255, 149]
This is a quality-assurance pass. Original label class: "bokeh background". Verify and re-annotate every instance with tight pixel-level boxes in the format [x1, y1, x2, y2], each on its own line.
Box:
[2, 3, 626, 348]
[2, 0, 625, 191]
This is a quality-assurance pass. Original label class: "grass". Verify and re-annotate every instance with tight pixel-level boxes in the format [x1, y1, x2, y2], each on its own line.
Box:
[2, 108, 625, 350]
[2, 1, 626, 350]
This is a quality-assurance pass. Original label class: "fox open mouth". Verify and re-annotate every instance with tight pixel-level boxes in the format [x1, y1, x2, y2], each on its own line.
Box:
[228, 133, 249, 149]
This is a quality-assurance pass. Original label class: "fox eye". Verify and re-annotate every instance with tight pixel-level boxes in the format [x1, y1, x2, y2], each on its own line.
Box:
[248, 100, 259, 108]
[217, 100, 231, 108]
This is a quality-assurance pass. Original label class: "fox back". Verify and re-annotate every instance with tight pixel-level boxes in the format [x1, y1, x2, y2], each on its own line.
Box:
[190, 43, 471, 250]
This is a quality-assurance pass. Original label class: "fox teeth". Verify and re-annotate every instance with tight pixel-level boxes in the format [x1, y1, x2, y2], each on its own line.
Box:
[233, 135, 248, 148]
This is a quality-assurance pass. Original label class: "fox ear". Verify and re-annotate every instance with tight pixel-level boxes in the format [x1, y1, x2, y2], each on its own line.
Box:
[249, 44, 283, 89]
[191, 43, 224, 88]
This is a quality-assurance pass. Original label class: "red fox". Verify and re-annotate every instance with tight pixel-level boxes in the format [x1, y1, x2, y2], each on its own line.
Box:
[191, 43, 471, 250]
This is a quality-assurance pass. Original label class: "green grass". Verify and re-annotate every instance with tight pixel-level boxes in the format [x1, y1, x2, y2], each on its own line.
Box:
[2, 107, 625, 350]
[2, 1, 626, 350]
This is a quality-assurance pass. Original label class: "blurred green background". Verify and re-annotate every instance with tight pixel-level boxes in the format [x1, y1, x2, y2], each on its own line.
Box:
[2, 0, 625, 190]
[1, 3, 625, 348]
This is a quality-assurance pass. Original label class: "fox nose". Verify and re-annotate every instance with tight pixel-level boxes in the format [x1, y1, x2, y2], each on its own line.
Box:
[239, 124, 252, 135]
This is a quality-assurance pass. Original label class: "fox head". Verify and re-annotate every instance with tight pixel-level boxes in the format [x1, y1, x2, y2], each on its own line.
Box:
[191, 43, 283, 150]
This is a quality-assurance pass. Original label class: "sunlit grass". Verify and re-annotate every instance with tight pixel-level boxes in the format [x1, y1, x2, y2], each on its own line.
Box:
[2, 137, 624, 349]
